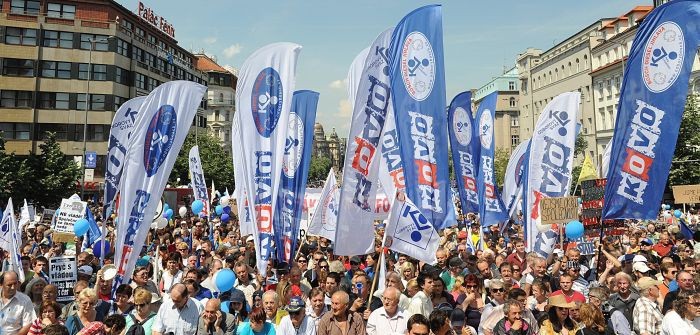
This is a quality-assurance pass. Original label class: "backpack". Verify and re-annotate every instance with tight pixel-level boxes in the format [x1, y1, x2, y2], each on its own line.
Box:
[125, 313, 156, 335]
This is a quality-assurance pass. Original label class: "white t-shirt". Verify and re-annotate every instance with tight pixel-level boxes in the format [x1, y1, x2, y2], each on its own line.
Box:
[661, 310, 698, 335]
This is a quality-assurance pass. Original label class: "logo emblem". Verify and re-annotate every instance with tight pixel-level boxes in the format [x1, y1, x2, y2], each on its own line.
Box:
[392, 202, 434, 249]
[283, 112, 304, 178]
[400, 31, 435, 101]
[642, 21, 685, 93]
[452, 107, 472, 146]
[479, 110, 493, 149]
[252, 68, 284, 137]
[143, 105, 177, 177]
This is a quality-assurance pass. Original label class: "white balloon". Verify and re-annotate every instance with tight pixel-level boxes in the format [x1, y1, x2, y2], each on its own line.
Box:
[156, 217, 168, 229]
[150, 221, 158, 229]
[179, 206, 187, 218]
[221, 196, 230, 206]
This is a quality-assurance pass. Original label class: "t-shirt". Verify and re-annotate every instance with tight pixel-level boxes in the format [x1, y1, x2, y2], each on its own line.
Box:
[551, 290, 586, 304]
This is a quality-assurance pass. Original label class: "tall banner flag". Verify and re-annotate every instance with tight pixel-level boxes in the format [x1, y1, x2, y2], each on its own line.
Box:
[502, 140, 530, 218]
[336, 28, 394, 256]
[235, 42, 301, 274]
[475, 92, 508, 226]
[523, 92, 580, 256]
[273, 90, 318, 264]
[600, 138, 613, 178]
[448, 91, 480, 215]
[1, 199, 24, 281]
[81, 206, 101, 250]
[347, 47, 370, 107]
[18, 199, 31, 233]
[308, 168, 338, 241]
[188, 146, 210, 217]
[385, 193, 439, 264]
[104, 97, 146, 219]
[113, 81, 206, 287]
[231, 113, 254, 238]
[388, 5, 450, 229]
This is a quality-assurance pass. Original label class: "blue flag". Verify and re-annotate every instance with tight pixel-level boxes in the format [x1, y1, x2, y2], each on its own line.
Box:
[273, 90, 318, 264]
[82, 206, 101, 250]
[475, 92, 508, 226]
[448, 91, 480, 215]
[680, 218, 694, 240]
[388, 5, 450, 229]
[603, 1, 700, 220]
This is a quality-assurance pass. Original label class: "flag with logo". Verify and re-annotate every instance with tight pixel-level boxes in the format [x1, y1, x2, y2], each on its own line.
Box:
[602, 2, 700, 220]
[82, 206, 101, 250]
[0, 199, 24, 281]
[385, 193, 439, 264]
[113, 81, 206, 287]
[502, 140, 529, 218]
[104, 97, 145, 219]
[188, 145, 210, 217]
[388, 5, 450, 229]
[308, 168, 338, 241]
[231, 112, 254, 238]
[475, 92, 508, 226]
[522, 92, 580, 257]
[336, 28, 393, 256]
[273, 90, 318, 264]
[578, 154, 598, 184]
[235, 43, 301, 274]
[448, 91, 480, 215]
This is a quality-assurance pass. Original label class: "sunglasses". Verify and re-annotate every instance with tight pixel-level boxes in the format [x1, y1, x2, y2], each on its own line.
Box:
[298, 259, 307, 263]
[491, 288, 504, 293]
[512, 268, 521, 271]
[135, 303, 147, 308]
[320, 265, 329, 269]
[466, 285, 478, 288]
[289, 310, 302, 316]
[350, 262, 360, 265]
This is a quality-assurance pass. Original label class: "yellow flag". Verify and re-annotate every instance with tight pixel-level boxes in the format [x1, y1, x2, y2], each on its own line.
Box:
[578, 154, 598, 184]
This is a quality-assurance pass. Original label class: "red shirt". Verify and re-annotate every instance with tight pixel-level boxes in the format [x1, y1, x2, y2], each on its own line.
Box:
[653, 242, 673, 257]
[551, 290, 586, 304]
[506, 252, 526, 270]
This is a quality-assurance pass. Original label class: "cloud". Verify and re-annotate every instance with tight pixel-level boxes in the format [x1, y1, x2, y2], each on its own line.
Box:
[223, 65, 238, 76]
[335, 98, 353, 118]
[329, 79, 347, 90]
[204, 37, 217, 45]
[223, 43, 243, 59]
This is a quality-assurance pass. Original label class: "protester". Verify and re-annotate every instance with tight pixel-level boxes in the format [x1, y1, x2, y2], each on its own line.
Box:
[196, 298, 236, 335]
[28, 302, 64, 335]
[65, 288, 101, 335]
[123, 288, 157, 335]
[633, 277, 663, 335]
[317, 291, 364, 335]
[366, 287, 406, 335]
[277, 297, 314, 335]
[492, 299, 534, 335]
[151, 283, 202, 335]
[538, 294, 576, 335]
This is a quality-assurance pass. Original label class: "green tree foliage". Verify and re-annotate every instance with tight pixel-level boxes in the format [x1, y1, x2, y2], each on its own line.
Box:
[574, 132, 588, 158]
[32, 133, 81, 208]
[169, 132, 235, 192]
[668, 94, 700, 187]
[308, 155, 332, 186]
[494, 148, 510, 188]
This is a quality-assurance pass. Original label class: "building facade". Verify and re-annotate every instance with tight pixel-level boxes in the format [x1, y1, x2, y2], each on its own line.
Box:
[0, 0, 207, 190]
[473, 67, 520, 155]
[195, 53, 236, 155]
[312, 122, 346, 172]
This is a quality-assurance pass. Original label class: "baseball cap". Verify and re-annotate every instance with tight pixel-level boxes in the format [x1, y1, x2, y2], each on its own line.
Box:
[633, 255, 648, 264]
[637, 277, 661, 290]
[457, 230, 468, 239]
[450, 308, 466, 327]
[349, 256, 361, 264]
[640, 238, 654, 246]
[633, 262, 651, 273]
[287, 296, 305, 312]
[78, 265, 93, 276]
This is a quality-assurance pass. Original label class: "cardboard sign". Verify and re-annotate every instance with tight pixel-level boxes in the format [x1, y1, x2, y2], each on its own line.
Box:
[672, 184, 700, 204]
[540, 196, 578, 225]
[581, 179, 606, 227]
[53, 199, 86, 235]
[48, 256, 77, 302]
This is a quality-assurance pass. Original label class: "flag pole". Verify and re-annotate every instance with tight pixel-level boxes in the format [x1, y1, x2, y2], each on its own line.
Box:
[367, 245, 383, 311]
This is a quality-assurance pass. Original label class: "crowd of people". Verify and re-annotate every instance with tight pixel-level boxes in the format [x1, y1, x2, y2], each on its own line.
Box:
[3, 198, 700, 335]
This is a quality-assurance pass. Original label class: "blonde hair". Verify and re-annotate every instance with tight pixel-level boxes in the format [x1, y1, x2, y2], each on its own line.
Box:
[406, 278, 419, 292]
[133, 287, 152, 305]
[78, 287, 97, 302]
[452, 276, 465, 293]
[400, 262, 415, 279]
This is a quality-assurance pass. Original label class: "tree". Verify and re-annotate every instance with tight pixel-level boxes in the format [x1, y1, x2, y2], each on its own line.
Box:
[169, 132, 235, 193]
[668, 94, 700, 187]
[574, 132, 588, 158]
[31, 132, 81, 208]
[494, 148, 510, 188]
[307, 155, 332, 186]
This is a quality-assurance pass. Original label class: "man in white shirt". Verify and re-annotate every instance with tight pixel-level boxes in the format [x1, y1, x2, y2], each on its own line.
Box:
[367, 287, 407, 335]
[277, 296, 315, 335]
[152, 283, 203, 335]
[233, 261, 258, 307]
[0, 271, 35, 335]
[407, 272, 435, 318]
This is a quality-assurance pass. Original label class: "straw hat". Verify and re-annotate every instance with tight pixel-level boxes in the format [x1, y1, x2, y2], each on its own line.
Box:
[548, 294, 576, 308]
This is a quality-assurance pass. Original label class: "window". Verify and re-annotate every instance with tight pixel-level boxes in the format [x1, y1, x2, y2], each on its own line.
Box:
[219, 93, 224, 102]
[92, 64, 107, 81]
[5, 27, 37, 46]
[508, 81, 515, 90]
[134, 73, 146, 89]
[78, 63, 89, 80]
[0, 123, 31, 140]
[509, 97, 516, 108]
[132, 47, 144, 63]
[1, 90, 32, 108]
[114, 96, 128, 110]
[135, 27, 145, 38]
[147, 77, 158, 91]
[10, 0, 40, 15]
[511, 116, 519, 127]
[120, 19, 133, 31]
[38, 92, 70, 109]
[511, 135, 520, 147]
[597, 82, 604, 101]
[576, 58, 580, 72]
[147, 34, 156, 46]
[145, 52, 155, 67]
[77, 94, 106, 111]
[41, 61, 71, 79]
[80, 34, 109, 51]
[606, 79, 613, 98]
[115, 67, 129, 85]
[47, 3, 76, 19]
[43, 30, 73, 48]
[117, 39, 129, 57]
[2, 59, 34, 77]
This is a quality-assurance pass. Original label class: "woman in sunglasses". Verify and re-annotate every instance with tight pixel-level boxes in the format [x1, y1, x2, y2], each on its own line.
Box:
[460, 274, 484, 331]
[123, 288, 156, 335]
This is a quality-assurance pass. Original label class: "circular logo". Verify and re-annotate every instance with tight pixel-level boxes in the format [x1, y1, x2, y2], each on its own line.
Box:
[479, 110, 493, 149]
[143, 105, 177, 177]
[400, 31, 435, 101]
[321, 187, 338, 232]
[641, 21, 685, 93]
[282, 112, 304, 178]
[452, 107, 472, 146]
[251, 67, 284, 138]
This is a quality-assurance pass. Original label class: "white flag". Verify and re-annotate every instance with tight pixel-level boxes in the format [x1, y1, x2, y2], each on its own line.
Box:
[1, 199, 24, 281]
[232, 112, 254, 237]
[18, 199, 30, 233]
[235, 42, 301, 275]
[113, 81, 206, 286]
[308, 168, 338, 241]
[601, 137, 613, 178]
[188, 145, 210, 216]
[346, 47, 370, 107]
[502, 140, 529, 218]
[385, 194, 439, 264]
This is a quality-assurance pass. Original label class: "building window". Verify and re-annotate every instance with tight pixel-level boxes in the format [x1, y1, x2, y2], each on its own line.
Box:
[511, 116, 519, 127]
[511, 135, 520, 147]
[117, 39, 129, 57]
[606, 79, 613, 98]
[38, 92, 70, 109]
[597, 82, 603, 101]
[0, 123, 31, 140]
[120, 19, 133, 31]
[77, 94, 106, 111]
[2, 58, 34, 77]
[78, 63, 89, 80]
[145, 53, 155, 67]
[147, 34, 157, 46]
[0, 90, 33, 108]
[87, 124, 108, 141]
[147, 77, 158, 91]
[115, 67, 129, 85]
[92, 65, 107, 81]
[114, 96, 128, 111]
[132, 47, 144, 63]
[5, 27, 37, 46]
[41, 61, 71, 79]
[508, 81, 515, 90]
[135, 27, 145, 38]
[134, 73, 146, 89]
[43, 30, 73, 48]
[47, 3, 75, 19]
[10, 0, 40, 15]
[80, 34, 109, 51]
[509, 97, 516, 108]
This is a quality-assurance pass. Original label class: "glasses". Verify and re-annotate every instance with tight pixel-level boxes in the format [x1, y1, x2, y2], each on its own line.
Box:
[512, 268, 521, 272]
[135, 303, 148, 308]
[350, 262, 360, 266]
[288, 311, 302, 316]
[298, 259, 307, 263]
[491, 288, 504, 293]
[466, 285, 478, 288]
[320, 265, 329, 269]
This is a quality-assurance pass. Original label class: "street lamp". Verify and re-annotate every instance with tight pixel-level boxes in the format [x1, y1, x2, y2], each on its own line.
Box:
[81, 35, 115, 200]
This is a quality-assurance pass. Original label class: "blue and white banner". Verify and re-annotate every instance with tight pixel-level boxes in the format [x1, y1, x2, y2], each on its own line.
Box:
[113, 81, 206, 287]
[385, 193, 438, 264]
[231, 113, 254, 238]
[273, 90, 318, 264]
[475, 92, 508, 226]
[188, 145, 210, 217]
[336, 28, 393, 256]
[308, 168, 338, 241]
[235, 43, 301, 275]
[0, 199, 24, 282]
[347, 47, 370, 108]
[523, 92, 580, 257]
[82, 206, 101, 250]
[104, 97, 145, 220]
[600, 138, 612, 178]
[388, 5, 450, 229]
[602, 1, 700, 220]
[502, 140, 530, 218]
[448, 91, 480, 215]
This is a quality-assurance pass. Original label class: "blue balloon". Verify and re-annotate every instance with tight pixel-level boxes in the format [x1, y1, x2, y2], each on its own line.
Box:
[223, 206, 231, 214]
[664, 204, 671, 210]
[165, 208, 174, 219]
[221, 213, 230, 222]
[215, 205, 224, 216]
[93, 240, 111, 258]
[565, 220, 584, 240]
[74, 219, 90, 237]
[163, 203, 170, 211]
[192, 200, 204, 215]
[674, 209, 682, 218]
[577, 198, 582, 204]
[215, 269, 236, 292]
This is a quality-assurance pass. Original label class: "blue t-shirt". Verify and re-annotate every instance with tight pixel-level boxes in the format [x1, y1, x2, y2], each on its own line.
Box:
[237, 322, 276, 335]
[195, 287, 213, 300]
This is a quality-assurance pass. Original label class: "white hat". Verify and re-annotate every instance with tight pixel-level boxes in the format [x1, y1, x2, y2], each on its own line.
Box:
[633, 255, 648, 264]
[246, 235, 254, 243]
[633, 262, 650, 273]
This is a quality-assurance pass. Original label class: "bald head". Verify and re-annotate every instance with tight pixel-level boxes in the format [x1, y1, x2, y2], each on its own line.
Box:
[332, 290, 349, 304]
[205, 298, 221, 312]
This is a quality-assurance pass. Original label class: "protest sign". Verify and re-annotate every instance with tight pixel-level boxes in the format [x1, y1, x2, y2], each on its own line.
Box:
[672, 184, 700, 204]
[49, 256, 76, 302]
[53, 198, 86, 234]
[540, 196, 578, 225]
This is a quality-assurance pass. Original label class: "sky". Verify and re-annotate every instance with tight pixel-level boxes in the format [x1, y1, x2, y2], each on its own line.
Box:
[120, 0, 648, 137]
